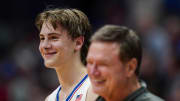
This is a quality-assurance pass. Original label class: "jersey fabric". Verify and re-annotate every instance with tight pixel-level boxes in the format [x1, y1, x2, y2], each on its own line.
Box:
[96, 87, 164, 101]
[45, 76, 90, 101]
[96, 81, 164, 101]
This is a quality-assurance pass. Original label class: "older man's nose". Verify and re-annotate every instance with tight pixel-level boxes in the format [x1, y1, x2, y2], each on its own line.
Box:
[88, 63, 100, 77]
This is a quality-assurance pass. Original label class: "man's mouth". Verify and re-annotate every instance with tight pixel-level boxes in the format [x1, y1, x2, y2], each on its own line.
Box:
[44, 52, 57, 58]
[92, 79, 106, 85]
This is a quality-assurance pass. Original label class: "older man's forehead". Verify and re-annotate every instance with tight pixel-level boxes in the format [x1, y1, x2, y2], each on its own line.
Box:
[91, 41, 119, 51]
[88, 42, 119, 59]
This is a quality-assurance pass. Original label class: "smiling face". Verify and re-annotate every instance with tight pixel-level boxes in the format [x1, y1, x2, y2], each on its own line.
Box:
[87, 41, 129, 99]
[39, 21, 76, 68]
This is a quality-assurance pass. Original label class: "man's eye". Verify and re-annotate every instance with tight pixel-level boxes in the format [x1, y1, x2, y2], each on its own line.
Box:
[40, 37, 45, 41]
[87, 60, 95, 67]
[50, 36, 58, 40]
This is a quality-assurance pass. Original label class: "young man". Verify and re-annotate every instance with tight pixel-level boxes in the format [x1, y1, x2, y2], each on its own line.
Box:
[35, 8, 97, 101]
[86, 25, 164, 101]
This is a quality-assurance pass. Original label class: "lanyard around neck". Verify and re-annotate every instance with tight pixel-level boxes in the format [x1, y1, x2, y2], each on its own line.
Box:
[56, 74, 88, 101]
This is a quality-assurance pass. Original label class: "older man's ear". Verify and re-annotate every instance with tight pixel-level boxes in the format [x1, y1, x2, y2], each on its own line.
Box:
[126, 58, 138, 78]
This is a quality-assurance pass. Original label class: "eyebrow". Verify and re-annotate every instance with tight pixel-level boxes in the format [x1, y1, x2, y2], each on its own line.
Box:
[39, 32, 61, 37]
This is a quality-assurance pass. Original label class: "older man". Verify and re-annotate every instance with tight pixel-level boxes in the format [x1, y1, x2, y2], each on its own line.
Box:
[86, 25, 164, 101]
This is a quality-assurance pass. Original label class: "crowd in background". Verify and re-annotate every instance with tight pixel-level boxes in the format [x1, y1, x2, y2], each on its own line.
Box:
[0, 0, 180, 101]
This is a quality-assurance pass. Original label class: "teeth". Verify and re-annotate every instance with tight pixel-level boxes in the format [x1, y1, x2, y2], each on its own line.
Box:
[94, 80, 105, 82]
[45, 52, 57, 55]
[43, 52, 57, 58]
[95, 80, 103, 82]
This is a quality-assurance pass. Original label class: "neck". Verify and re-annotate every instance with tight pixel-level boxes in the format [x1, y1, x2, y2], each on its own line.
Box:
[55, 57, 87, 93]
[106, 76, 141, 101]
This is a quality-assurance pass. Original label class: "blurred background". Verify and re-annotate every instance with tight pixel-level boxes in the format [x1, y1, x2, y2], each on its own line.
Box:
[0, 0, 180, 101]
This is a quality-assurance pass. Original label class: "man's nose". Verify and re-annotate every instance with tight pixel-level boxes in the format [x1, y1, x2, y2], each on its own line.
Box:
[89, 63, 100, 77]
[42, 39, 51, 49]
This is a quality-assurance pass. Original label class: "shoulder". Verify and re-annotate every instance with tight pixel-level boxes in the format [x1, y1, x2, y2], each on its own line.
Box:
[135, 89, 164, 101]
[45, 95, 50, 101]
[44, 86, 60, 101]
[96, 96, 105, 101]
[86, 84, 98, 101]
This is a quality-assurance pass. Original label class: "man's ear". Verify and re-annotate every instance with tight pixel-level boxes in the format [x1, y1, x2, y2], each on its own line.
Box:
[74, 36, 84, 51]
[126, 58, 137, 77]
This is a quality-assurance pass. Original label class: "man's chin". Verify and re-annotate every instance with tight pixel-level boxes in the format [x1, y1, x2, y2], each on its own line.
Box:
[92, 85, 105, 95]
[44, 61, 56, 68]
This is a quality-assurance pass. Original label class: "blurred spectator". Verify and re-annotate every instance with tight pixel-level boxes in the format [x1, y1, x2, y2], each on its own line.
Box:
[167, 74, 180, 101]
